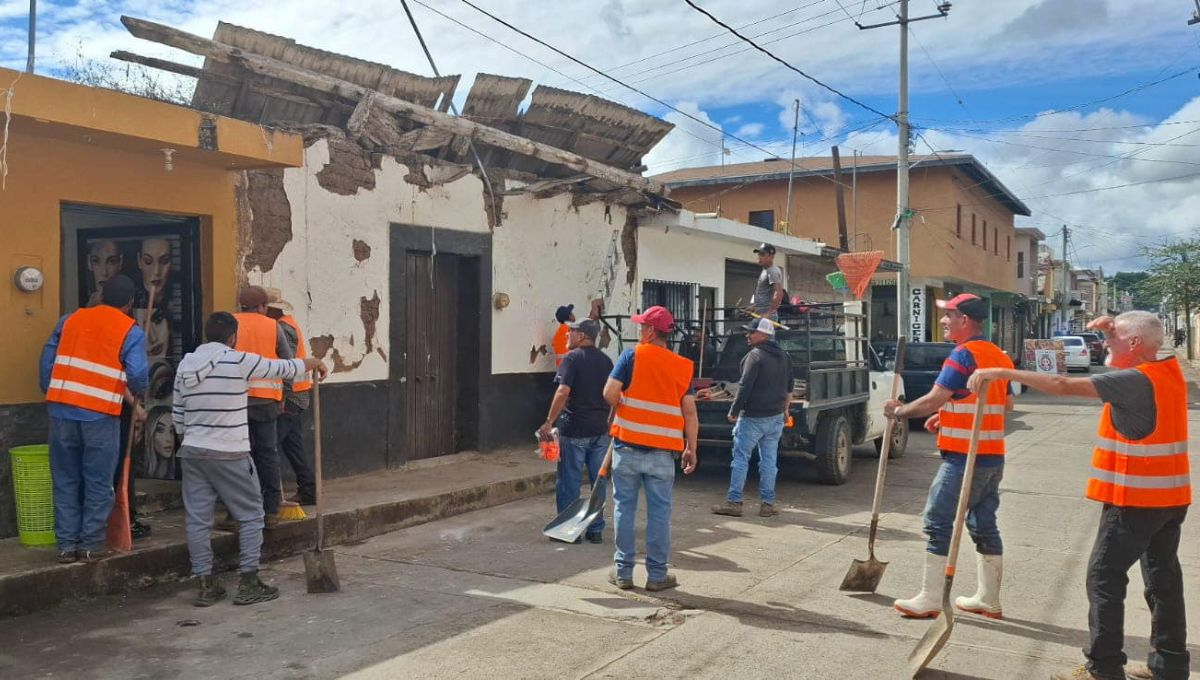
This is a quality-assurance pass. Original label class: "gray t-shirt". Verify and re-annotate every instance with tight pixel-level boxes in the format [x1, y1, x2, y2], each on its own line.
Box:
[1091, 367, 1156, 440]
[753, 265, 784, 314]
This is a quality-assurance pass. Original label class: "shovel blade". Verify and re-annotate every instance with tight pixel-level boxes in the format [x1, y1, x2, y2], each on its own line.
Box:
[304, 548, 340, 594]
[838, 556, 888, 592]
[907, 591, 955, 676]
[542, 481, 607, 543]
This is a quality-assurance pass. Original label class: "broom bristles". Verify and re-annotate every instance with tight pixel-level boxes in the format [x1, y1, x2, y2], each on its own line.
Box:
[278, 501, 307, 521]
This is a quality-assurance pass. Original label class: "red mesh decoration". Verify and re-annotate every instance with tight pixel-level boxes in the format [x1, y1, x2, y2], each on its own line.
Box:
[835, 251, 885, 300]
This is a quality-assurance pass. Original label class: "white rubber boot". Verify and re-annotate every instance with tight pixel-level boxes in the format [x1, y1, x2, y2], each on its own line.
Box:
[954, 553, 1003, 619]
[894, 552, 946, 618]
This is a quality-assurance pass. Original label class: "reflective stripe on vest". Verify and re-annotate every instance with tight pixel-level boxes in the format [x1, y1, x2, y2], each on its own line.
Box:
[234, 312, 283, 401]
[46, 305, 135, 416]
[936, 339, 1013, 456]
[1087, 357, 1191, 508]
[610, 343, 694, 452]
[279, 315, 312, 393]
[552, 323, 569, 368]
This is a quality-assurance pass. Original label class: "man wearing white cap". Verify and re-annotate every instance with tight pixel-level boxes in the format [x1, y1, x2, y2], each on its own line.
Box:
[711, 318, 794, 518]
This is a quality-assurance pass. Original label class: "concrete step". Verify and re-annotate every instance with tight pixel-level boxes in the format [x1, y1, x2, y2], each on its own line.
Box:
[134, 479, 184, 514]
[0, 449, 555, 618]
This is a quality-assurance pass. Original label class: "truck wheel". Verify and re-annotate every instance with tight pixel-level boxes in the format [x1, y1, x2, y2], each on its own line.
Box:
[814, 413, 853, 485]
[874, 417, 909, 459]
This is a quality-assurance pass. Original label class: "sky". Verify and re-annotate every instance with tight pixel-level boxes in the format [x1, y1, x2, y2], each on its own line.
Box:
[1, 0, 1197, 273]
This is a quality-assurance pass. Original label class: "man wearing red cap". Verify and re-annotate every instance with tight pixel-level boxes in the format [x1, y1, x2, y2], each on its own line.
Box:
[883, 293, 1014, 620]
[603, 305, 699, 591]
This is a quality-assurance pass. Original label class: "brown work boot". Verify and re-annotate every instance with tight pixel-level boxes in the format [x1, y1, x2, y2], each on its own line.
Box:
[711, 500, 743, 517]
[264, 513, 280, 531]
[1123, 663, 1155, 680]
[78, 548, 113, 563]
[759, 502, 779, 517]
[645, 573, 679, 592]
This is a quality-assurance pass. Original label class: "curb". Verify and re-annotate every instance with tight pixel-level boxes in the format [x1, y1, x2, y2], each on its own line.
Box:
[0, 470, 555, 618]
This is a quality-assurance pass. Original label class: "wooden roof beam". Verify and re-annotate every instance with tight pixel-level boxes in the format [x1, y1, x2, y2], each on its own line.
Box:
[119, 16, 666, 196]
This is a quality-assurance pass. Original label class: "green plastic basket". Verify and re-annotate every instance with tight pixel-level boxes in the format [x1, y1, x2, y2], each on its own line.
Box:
[825, 271, 848, 291]
[10, 445, 55, 546]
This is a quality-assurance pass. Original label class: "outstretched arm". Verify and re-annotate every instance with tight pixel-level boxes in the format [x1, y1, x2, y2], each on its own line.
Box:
[968, 368, 1098, 400]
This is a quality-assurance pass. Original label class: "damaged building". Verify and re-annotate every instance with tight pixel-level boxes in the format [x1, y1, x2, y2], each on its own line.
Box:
[0, 14, 864, 533]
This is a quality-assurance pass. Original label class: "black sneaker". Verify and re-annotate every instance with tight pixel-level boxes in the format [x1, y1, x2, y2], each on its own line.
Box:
[57, 550, 78, 564]
[233, 571, 279, 606]
[585, 531, 603, 544]
[287, 492, 317, 506]
[131, 520, 152, 541]
[194, 575, 227, 607]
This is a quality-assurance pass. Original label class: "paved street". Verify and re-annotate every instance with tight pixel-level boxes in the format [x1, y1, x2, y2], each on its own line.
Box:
[1, 381, 1197, 680]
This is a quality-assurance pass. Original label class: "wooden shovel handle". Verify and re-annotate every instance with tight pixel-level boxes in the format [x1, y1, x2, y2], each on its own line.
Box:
[598, 437, 615, 478]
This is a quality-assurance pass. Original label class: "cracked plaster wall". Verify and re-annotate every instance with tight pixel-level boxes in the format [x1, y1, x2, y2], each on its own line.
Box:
[245, 137, 638, 381]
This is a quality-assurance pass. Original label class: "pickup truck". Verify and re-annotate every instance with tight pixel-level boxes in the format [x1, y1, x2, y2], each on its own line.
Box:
[691, 302, 907, 485]
[874, 341, 955, 429]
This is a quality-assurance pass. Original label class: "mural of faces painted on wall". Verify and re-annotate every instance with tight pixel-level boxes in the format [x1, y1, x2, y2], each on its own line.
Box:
[85, 239, 123, 307]
[135, 237, 174, 360]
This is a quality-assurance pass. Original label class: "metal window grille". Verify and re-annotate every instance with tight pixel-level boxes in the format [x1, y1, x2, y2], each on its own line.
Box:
[641, 279, 696, 332]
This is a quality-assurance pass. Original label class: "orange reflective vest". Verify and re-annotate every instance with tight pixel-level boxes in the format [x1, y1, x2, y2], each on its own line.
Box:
[46, 305, 136, 416]
[937, 340, 1013, 456]
[234, 312, 283, 401]
[552, 323, 570, 368]
[278, 314, 312, 393]
[1087, 358, 1191, 508]
[610, 343, 694, 452]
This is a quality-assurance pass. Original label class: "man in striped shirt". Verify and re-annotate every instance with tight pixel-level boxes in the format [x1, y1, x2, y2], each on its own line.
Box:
[173, 312, 326, 607]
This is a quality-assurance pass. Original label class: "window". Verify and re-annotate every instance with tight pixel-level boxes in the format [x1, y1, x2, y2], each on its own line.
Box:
[955, 204, 962, 239]
[1017, 251, 1025, 279]
[641, 279, 695, 337]
[748, 210, 775, 230]
[1007, 235, 1011, 261]
[982, 220, 987, 250]
[993, 226, 998, 255]
[971, 214, 977, 245]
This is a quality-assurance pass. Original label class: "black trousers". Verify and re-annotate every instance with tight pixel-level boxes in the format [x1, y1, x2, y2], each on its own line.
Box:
[247, 414, 281, 515]
[1085, 503, 1190, 680]
[277, 411, 315, 501]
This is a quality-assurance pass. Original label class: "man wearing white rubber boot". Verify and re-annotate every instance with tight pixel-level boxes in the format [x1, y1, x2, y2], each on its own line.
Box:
[884, 294, 1013, 620]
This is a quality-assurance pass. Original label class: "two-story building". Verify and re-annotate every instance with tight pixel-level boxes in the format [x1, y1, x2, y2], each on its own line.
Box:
[653, 154, 1032, 353]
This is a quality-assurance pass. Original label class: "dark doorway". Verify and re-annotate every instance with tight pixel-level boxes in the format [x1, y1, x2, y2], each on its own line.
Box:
[724, 259, 761, 309]
[402, 251, 481, 460]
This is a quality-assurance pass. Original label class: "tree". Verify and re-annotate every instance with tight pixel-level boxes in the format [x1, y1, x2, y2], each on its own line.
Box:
[1139, 239, 1200, 360]
[1109, 271, 1152, 310]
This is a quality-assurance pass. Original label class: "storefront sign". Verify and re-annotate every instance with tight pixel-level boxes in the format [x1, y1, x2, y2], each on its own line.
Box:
[910, 286, 925, 343]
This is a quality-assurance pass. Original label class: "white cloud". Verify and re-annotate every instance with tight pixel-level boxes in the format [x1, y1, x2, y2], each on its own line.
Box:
[734, 122, 764, 138]
[642, 101, 724, 174]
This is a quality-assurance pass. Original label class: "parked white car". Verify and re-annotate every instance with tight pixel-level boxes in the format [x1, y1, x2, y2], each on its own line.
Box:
[1055, 335, 1092, 372]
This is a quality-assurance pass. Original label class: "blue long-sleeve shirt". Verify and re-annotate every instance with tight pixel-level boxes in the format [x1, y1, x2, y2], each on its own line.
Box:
[39, 313, 149, 421]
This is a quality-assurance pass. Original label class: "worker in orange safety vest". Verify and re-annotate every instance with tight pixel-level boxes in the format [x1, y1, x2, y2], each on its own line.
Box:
[883, 293, 1014, 620]
[268, 295, 317, 506]
[40, 275, 148, 564]
[231, 286, 295, 528]
[969, 311, 1190, 680]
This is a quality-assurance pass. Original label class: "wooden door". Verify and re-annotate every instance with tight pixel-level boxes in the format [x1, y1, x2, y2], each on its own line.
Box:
[405, 252, 459, 460]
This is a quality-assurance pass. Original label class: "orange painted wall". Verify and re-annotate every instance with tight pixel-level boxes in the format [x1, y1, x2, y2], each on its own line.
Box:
[668, 165, 1019, 292]
[4, 130, 246, 405]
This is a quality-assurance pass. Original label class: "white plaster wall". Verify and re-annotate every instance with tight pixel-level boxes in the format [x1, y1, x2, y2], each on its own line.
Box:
[636, 222, 764, 311]
[246, 139, 488, 384]
[491, 194, 634, 374]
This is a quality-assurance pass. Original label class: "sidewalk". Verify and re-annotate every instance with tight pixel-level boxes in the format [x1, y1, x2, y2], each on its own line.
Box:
[1172, 347, 1200, 406]
[0, 448, 555, 618]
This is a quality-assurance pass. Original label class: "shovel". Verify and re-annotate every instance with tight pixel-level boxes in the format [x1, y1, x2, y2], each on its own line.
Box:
[542, 438, 614, 543]
[303, 373, 340, 593]
[840, 337, 907, 592]
[907, 385, 991, 677]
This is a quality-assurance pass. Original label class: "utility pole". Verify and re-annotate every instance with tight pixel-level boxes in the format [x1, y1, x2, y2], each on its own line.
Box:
[1060, 225, 1070, 333]
[26, 0, 35, 73]
[784, 98, 800, 235]
[858, 0, 950, 342]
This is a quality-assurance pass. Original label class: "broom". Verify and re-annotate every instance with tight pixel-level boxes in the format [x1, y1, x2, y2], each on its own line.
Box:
[278, 479, 307, 521]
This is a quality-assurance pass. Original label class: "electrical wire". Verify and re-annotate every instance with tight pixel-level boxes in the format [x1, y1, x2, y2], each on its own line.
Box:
[680, 0, 895, 121]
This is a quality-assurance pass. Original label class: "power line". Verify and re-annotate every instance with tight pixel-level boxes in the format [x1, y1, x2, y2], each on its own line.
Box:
[680, 0, 895, 121]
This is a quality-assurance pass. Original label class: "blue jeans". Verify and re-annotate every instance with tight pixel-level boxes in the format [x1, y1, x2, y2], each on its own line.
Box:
[611, 443, 676, 582]
[49, 416, 121, 551]
[923, 457, 1004, 556]
[727, 414, 784, 504]
[556, 434, 609, 534]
